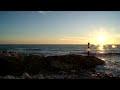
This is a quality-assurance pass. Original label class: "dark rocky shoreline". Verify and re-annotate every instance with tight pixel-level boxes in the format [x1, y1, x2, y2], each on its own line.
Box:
[0, 51, 119, 79]
[0, 70, 119, 79]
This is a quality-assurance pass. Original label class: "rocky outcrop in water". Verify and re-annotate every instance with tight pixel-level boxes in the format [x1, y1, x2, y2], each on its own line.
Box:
[0, 52, 109, 79]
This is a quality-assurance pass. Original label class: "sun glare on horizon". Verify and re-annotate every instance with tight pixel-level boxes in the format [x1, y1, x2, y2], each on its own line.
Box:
[97, 36, 106, 45]
[96, 35, 106, 51]
[89, 28, 115, 46]
[88, 28, 118, 51]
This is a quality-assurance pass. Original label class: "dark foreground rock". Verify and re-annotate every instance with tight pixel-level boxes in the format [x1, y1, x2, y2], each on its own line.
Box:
[1, 53, 116, 79]
[47, 55, 105, 71]
[1, 71, 119, 79]
[0, 54, 105, 75]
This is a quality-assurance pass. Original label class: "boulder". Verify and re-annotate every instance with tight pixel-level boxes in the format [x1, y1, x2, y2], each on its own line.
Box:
[21, 73, 32, 79]
[32, 74, 44, 79]
[4, 75, 15, 79]
[44, 76, 53, 79]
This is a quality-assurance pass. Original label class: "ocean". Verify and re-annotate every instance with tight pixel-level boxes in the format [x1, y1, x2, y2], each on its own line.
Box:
[0, 44, 120, 77]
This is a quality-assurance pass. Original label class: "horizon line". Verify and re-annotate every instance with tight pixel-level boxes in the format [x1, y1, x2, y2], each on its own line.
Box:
[0, 43, 120, 45]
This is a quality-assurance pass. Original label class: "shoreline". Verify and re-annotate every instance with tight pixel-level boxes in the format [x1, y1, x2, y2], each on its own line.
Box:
[0, 51, 119, 79]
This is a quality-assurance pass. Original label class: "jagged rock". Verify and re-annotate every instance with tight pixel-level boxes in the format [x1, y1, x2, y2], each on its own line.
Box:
[45, 76, 53, 79]
[32, 74, 44, 79]
[91, 73, 98, 77]
[52, 74, 65, 79]
[4, 75, 15, 79]
[21, 73, 32, 79]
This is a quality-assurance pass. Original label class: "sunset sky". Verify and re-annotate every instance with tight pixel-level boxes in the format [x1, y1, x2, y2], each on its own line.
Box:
[0, 11, 120, 44]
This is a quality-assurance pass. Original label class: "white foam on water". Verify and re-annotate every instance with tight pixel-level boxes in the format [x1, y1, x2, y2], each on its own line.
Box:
[95, 59, 120, 77]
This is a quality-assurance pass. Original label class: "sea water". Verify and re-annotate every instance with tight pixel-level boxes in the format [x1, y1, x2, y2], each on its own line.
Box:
[0, 44, 120, 77]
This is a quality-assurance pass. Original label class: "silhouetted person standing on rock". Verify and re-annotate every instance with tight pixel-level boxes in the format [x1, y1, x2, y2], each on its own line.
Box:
[87, 42, 90, 56]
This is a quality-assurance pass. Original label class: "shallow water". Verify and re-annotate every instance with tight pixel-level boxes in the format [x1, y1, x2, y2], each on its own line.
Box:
[95, 55, 120, 77]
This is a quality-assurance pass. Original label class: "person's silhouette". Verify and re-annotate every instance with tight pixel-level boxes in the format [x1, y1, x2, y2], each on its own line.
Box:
[88, 42, 90, 56]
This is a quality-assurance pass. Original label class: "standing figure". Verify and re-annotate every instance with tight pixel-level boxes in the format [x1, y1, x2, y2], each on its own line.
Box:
[87, 42, 90, 56]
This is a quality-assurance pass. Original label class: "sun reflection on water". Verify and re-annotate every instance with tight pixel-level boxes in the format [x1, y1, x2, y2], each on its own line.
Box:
[98, 45, 104, 51]
[97, 45, 105, 53]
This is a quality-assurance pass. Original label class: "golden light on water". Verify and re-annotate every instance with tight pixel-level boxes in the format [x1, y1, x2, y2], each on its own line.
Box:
[96, 35, 107, 53]
[97, 45, 105, 53]
[87, 28, 119, 55]
[112, 45, 117, 48]
[98, 45, 104, 51]
[88, 28, 110, 53]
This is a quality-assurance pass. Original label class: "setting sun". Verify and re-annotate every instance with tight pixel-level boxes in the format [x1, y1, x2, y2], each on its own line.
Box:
[98, 36, 106, 45]
[88, 28, 116, 45]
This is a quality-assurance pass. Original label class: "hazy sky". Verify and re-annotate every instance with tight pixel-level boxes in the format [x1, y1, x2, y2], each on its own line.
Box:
[0, 11, 120, 44]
